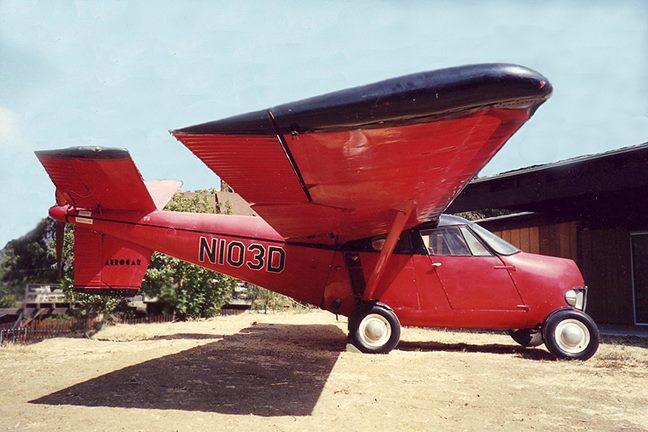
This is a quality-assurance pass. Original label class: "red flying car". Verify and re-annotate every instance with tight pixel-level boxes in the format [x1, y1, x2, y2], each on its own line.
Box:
[36, 63, 599, 360]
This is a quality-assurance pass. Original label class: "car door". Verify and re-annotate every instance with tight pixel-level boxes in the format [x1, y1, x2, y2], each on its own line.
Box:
[419, 225, 524, 311]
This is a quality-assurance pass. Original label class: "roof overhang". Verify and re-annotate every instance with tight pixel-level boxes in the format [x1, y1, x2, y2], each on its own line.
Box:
[449, 142, 648, 218]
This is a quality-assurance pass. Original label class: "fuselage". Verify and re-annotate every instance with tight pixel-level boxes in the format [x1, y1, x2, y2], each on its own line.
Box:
[50, 205, 585, 330]
[50, 205, 335, 307]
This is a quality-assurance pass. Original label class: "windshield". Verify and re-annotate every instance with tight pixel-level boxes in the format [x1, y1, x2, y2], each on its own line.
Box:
[470, 223, 519, 255]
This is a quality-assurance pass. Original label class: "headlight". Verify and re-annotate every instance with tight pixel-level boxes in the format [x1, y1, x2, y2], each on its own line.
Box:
[565, 287, 587, 311]
[565, 290, 578, 306]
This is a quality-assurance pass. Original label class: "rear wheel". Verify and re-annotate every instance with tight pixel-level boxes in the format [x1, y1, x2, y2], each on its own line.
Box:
[509, 329, 543, 347]
[542, 309, 599, 360]
[349, 303, 401, 354]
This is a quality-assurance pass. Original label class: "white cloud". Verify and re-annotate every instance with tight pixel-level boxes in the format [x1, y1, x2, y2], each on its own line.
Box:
[0, 106, 20, 147]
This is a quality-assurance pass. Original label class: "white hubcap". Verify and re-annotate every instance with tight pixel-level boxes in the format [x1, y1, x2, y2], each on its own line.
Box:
[358, 313, 392, 348]
[554, 319, 590, 354]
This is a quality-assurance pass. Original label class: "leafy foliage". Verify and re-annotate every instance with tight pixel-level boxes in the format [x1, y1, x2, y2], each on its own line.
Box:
[58, 224, 125, 319]
[0, 219, 58, 308]
[0, 266, 10, 307]
[0, 218, 57, 291]
[0, 294, 18, 308]
[140, 190, 235, 320]
[142, 253, 234, 319]
[247, 284, 310, 312]
[455, 209, 513, 221]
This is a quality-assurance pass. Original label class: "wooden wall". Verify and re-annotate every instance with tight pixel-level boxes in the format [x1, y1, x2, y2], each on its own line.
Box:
[494, 223, 633, 325]
[493, 222, 578, 261]
[580, 228, 633, 324]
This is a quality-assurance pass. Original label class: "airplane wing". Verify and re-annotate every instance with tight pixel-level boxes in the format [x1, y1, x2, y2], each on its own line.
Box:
[172, 63, 551, 244]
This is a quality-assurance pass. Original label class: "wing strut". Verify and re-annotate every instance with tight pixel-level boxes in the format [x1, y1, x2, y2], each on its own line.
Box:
[362, 202, 414, 302]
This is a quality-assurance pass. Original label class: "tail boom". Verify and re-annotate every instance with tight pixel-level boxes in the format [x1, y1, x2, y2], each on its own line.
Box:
[54, 206, 333, 306]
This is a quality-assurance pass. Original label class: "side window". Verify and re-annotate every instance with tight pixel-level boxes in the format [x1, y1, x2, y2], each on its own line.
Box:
[368, 231, 414, 254]
[420, 227, 471, 256]
[371, 238, 386, 251]
[460, 226, 492, 256]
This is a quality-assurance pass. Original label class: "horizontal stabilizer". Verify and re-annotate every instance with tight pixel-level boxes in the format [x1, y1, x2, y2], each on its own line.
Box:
[35, 147, 156, 212]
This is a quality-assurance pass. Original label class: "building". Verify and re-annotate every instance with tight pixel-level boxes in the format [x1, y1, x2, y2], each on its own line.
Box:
[449, 143, 648, 327]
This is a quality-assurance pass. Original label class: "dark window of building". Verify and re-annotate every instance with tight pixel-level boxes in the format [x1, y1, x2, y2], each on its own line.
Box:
[631, 233, 648, 324]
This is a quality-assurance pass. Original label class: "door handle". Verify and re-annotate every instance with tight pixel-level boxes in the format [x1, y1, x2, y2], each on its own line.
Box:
[432, 262, 442, 267]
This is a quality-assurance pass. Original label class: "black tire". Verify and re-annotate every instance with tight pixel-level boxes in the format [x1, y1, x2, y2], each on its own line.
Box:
[542, 309, 599, 360]
[347, 312, 360, 333]
[347, 302, 375, 333]
[509, 329, 543, 347]
[349, 303, 401, 354]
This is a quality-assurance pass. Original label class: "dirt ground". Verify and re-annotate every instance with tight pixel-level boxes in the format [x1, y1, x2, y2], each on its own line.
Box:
[1, 311, 647, 432]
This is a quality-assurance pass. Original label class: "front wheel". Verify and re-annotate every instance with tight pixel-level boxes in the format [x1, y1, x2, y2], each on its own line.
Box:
[542, 309, 599, 360]
[348, 303, 401, 354]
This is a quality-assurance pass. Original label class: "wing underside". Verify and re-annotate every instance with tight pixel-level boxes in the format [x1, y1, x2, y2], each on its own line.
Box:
[173, 63, 552, 244]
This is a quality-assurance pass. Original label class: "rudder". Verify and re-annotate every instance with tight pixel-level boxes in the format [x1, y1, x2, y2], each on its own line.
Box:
[74, 227, 152, 295]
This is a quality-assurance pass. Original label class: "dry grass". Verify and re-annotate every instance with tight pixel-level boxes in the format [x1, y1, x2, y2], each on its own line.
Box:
[592, 336, 648, 369]
[1, 311, 648, 432]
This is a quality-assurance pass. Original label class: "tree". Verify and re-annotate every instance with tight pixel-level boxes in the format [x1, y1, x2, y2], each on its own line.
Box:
[140, 190, 235, 319]
[142, 253, 233, 319]
[58, 224, 125, 319]
[0, 275, 17, 308]
[0, 263, 10, 307]
[0, 218, 57, 292]
[247, 284, 308, 313]
[454, 209, 513, 221]
[0, 218, 59, 308]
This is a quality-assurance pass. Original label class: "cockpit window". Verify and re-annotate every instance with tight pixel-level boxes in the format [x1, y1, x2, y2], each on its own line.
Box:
[420, 227, 471, 256]
[470, 223, 519, 255]
[460, 226, 492, 256]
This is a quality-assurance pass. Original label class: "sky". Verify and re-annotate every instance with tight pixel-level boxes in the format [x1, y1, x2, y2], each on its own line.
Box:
[1, 0, 647, 248]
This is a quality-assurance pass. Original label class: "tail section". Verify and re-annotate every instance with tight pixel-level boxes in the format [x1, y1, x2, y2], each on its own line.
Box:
[35, 147, 182, 295]
[74, 227, 152, 295]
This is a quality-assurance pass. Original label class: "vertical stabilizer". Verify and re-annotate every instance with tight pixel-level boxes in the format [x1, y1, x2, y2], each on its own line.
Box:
[73, 227, 152, 295]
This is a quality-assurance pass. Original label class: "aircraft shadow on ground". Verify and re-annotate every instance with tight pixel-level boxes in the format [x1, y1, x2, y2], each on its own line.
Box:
[147, 333, 225, 340]
[397, 340, 556, 360]
[31, 323, 346, 416]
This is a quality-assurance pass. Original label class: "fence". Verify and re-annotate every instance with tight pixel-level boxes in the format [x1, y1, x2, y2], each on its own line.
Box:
[0, 314, 175, 345]
[112, 314, 175, 326]
[0, 319, 88, 344]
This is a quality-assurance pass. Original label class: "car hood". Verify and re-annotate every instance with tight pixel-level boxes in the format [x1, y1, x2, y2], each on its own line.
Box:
[500, 252, 585, 319]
